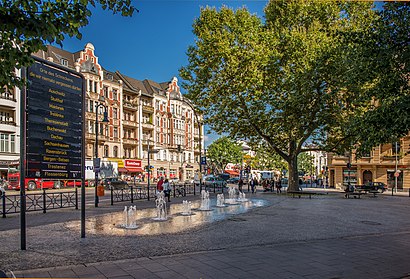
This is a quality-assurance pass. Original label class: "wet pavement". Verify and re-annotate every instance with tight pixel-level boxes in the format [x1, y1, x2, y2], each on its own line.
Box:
[1, 188, 410, 278]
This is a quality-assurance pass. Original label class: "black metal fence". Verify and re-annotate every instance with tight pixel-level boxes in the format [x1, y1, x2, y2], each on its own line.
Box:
[2, 189, 78, 218]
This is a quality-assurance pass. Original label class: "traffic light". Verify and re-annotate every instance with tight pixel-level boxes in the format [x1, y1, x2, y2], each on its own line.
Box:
[177, 145, 181, 152]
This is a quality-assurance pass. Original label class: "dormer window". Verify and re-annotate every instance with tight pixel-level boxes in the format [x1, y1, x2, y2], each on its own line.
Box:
[61, 59, 68, 66]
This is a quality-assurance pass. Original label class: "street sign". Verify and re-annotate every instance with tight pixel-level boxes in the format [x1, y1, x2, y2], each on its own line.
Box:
[93, 158, 101, 173]
[26, 59, 84, 179]
[200, 156, 207, 165]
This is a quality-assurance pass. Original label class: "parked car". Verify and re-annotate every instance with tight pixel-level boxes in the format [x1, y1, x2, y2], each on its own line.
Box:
[358, 182, 387, 193]
[226, 177, 240, 185]
[203, 175, 227, 188]
[217, 173, 230, 181]
[101, 177, 129, 190]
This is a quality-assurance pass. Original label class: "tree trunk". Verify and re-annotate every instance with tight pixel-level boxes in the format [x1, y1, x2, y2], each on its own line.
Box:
[287, 156, 300, 192]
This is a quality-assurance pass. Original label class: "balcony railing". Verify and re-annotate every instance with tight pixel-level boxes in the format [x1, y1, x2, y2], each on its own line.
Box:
[124, 102, 138, 110]
[0, 93, 16, 102]
[141, 122, 154, 129]
[122, 120, 137, 127]
[142, 105, 154, 113]
[0, 119, 16, 126]
[123, 138, 138, 145]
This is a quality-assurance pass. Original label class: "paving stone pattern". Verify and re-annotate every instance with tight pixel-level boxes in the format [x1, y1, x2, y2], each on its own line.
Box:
[1, 189, 410, 278]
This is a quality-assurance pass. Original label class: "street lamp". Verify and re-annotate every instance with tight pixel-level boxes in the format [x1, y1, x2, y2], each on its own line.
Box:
[94, 100, 109, 207]
[146, 139, 159, 201]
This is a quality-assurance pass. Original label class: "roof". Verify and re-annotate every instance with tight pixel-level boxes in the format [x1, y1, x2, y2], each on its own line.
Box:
[32, 45, 77, 70]
[115, 71, 149, 95]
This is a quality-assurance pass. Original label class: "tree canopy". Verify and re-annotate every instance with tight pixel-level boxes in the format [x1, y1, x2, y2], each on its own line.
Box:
[346, 2, 410, 156]
[180, 1, 378, 191]
[0, 0, 137, 89]
[206, 136, 242, 173]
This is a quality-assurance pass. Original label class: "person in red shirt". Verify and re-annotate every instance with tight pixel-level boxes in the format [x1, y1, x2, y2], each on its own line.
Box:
[156, 177, 164, 192]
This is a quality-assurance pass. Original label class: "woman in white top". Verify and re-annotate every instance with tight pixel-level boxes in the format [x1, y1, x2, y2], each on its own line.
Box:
[163, 179, 171, 202]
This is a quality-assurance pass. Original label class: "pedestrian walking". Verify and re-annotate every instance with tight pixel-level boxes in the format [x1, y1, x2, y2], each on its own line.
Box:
[250, 178, 255, 193]
[238, 178, 244, 192]
[163, 179, 171, 202]
[276, 178, 282, 193]
[156, 177, 164, 193]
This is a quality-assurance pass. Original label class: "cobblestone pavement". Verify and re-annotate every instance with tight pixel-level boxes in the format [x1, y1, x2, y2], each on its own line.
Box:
[1, 188, 410, 278]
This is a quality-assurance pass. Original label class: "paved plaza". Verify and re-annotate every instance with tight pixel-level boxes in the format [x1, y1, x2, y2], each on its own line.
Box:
[1, 188, 410, 278]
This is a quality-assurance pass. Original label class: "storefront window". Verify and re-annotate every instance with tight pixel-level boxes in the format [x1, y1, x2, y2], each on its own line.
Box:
[343, 169, 357, 186]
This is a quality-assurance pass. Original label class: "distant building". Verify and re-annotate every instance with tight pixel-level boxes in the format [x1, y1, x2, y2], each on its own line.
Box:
[327, 137, 409, 190]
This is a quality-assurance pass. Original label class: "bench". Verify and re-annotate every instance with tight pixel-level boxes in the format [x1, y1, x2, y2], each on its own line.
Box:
[287, 191, 326, 199]
[344, 192, 365, 199]
[368, 190, 379, 198]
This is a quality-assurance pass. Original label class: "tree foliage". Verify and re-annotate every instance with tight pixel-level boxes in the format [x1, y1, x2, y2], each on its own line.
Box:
[0, 0, 137, 88]
[347, 2, 410, 156]
[297, 153, 314, 175]
[180, 1, 376, 191]
[206, 136, 242, 173]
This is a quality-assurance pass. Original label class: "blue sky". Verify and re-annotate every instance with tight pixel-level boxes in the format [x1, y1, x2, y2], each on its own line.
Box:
[61, 0, 268, 146]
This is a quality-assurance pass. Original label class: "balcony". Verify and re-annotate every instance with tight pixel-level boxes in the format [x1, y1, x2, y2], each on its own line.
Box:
[122, 120, 137, 128]
[124, 101, 138, 111]
[0, 95, 17, 108]
[142, 105, 154, 113]
[0, 119, 17, 133]
[123, 138, 138, 145]
[141, 122, 154, 130]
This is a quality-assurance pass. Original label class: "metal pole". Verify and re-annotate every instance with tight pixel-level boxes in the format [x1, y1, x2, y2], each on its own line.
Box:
[147, 140, 150, 201]
[20, 67, 27, 250]
[395, 141, 398, 193]
[94, 106, 99, 207]
[81, 78, 86, 238]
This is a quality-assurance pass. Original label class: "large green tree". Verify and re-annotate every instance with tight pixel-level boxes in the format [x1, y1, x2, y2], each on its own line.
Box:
[180, 1, 376, 191]
[206, 136, 242, 174]
[347, 2, 410, 155]
[0, 0, 137, 88]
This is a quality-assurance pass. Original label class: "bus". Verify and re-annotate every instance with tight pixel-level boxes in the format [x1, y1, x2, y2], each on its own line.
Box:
[7, 163, 62, 191]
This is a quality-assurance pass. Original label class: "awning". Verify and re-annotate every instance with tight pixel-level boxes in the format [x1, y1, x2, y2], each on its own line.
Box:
[224, 170, 239, 176]
[125, 167, 144, 173]
[118, 167, 128, 172]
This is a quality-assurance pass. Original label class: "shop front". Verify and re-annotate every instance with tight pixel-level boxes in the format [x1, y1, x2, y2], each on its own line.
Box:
[119, 159, 143, 182]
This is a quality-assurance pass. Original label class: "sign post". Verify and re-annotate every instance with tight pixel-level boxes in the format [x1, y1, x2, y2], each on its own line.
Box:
[25, 58, 84, 244]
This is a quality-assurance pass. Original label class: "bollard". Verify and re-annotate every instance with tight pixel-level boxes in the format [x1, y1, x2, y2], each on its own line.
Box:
[111, 188, 114, 205]
[131, 186, 134, 203]
[75, 187, 78, 210]
[43, 189, 47, 213]
[392, 187, 394, 196]
[2, 192, 6, 218]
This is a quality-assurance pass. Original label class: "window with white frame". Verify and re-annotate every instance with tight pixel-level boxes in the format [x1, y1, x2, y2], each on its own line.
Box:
[113, 89, 118, 101]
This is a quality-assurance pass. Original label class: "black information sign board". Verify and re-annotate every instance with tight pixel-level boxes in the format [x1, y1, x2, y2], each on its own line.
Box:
[27, 60, 84, 180]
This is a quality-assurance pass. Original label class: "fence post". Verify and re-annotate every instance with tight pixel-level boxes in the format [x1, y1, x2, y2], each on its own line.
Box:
[111, 188, 114, 205]
[131, 186, 134, 203]
[2, 192, 5, 218]
[75, 187, 78, 210]
[43, 189, 47, 213]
